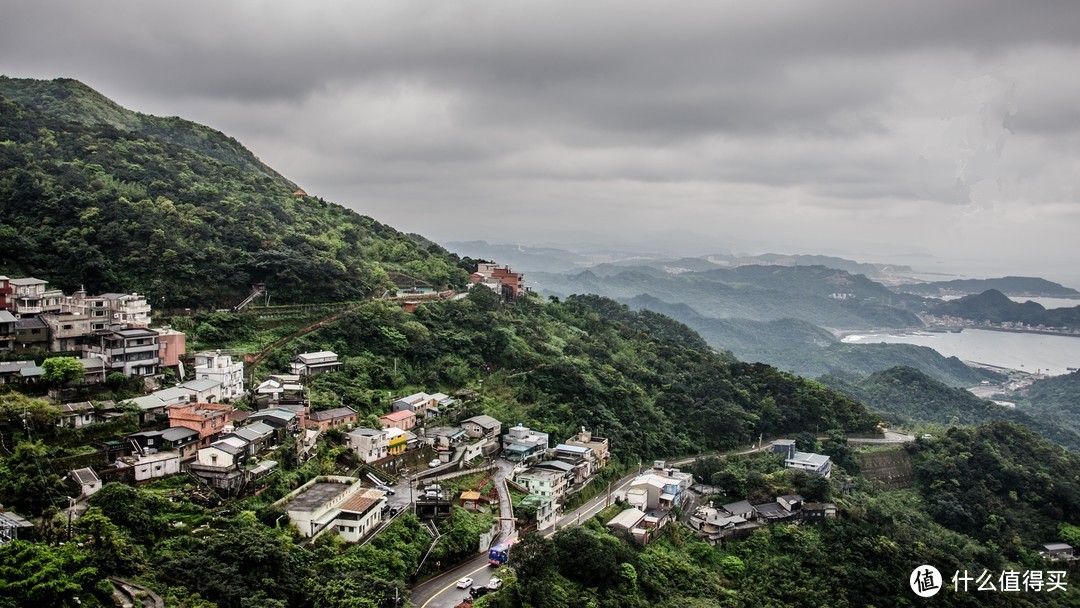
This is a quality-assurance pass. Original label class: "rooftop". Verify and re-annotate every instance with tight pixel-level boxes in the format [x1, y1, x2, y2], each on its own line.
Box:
[463, 414, 501, 428]
[308, 406, 356, 421]
[380, 410, 415, 422]
[286, 482, 352, 512]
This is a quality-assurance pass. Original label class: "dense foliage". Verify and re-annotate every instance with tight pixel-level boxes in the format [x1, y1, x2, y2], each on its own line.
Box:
[1019, 371, 1080, 437]
[0, 77, 470, 307]
[822, 366, 1080, 452]
[910, 423, 1080, 554]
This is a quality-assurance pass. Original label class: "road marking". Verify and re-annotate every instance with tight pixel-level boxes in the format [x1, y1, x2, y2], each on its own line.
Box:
[419, 561, 490, 608]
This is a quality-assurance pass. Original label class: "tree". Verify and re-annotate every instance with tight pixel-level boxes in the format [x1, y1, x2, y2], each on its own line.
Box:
[41, 357, 84, 385]
[0, 440, 68, 514]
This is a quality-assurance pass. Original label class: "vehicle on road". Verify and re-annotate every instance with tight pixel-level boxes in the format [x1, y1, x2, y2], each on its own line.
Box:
[487, 538, 519, 566]
[469, 586, 491, 599]
[429, 459, 442, 468]
[456, 577, 473, 589]
[487, 577, 502, 590]
[374, 484, 395, 495]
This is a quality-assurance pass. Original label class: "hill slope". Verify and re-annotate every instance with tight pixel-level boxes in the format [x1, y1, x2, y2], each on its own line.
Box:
[821, 366, 1080, 451]
[0, 77, 469, 307]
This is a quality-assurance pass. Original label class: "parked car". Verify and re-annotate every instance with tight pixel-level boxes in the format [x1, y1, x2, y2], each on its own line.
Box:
[487, 577, 502, 590]
[428, 459, 442, 468]
[374, 484, 395, 495]
[456, 577, 473, 589]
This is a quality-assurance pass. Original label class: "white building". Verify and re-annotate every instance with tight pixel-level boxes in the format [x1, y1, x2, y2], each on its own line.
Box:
[130, 451, 180, 482]
[784, 452, 832, 478]
[290, 351, 342, 377]
[347, 427, 389, 463]
[275, 476, 386, 541]
[193, 351, 245, 401]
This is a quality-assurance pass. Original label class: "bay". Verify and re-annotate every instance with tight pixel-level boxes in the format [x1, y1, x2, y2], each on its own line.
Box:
[841, 328, 1080, 376]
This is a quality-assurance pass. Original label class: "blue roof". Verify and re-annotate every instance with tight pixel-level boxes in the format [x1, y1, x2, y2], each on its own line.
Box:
[555, 444, 591, 454]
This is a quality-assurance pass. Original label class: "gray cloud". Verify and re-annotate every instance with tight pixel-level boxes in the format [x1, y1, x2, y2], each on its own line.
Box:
[2, 0, 1080, 285]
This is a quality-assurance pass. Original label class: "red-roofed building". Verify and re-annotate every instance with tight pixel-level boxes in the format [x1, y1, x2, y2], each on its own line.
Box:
[379, 409, 416, 431]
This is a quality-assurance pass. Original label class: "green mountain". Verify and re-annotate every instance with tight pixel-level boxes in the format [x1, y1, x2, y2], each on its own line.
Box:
[933, 289, 1080, 328]
[899, 275, 1080, 297]
[623, 294, 1000, 386]
[1019, 370, 1080, 437]
[0, 76, 470, 307]
[821, 366, 1080, 451]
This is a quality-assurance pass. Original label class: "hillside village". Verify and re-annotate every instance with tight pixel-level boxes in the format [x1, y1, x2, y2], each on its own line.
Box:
[0, 262, 857, 560]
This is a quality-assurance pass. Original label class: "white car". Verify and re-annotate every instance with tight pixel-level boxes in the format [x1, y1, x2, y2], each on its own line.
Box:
[487, 577, 502, 590]
[456, 577, 473, 589]
[428, 459, 442, 468]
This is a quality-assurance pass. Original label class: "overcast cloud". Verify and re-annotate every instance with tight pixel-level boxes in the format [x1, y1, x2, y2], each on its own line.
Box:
[2, 1, 1079, 284]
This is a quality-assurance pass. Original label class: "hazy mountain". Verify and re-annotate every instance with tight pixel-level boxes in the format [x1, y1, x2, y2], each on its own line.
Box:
[897, 275, 1080, 297]
[933, 289, 1080, 328]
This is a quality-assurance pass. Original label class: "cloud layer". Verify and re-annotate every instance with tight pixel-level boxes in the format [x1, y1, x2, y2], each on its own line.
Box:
[3, 0, 1079, 282]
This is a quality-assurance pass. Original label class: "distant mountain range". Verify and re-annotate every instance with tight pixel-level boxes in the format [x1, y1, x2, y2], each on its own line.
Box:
[932, 289, 1080, 328]
[623, 294, 1000, 387]
[897, 276, 1080, 297]
[535, 264, 925, 328]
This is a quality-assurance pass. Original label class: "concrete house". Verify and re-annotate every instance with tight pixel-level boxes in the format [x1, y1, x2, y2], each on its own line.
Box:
[461, 414, 502, 439]
[347, 427, 389, 463]
[56, 401, 96, 428]
[379, 409, 416, 431]
[71, 467, 102, 498]
[290, 351, 342, 377]
[514, 468, 569, 505]
[167, 402, 235, 446]
[305, 406, 358, 431]
[502, 424, 549, 461]
[193, 351, 245, 402]
[784, 452, 832, 478]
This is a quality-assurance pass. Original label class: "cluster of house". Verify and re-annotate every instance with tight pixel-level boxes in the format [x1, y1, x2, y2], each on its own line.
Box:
[123, 351, 246, 422]
[0, 276, 186, 380]
[686, 494, 838, 545]
[604, 461, 694, 545]
[467, 263, 526, 301]
[510, 427, 611, 531]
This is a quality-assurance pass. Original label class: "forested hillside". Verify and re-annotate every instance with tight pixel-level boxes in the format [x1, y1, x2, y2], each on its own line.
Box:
[821, 366, 1080, 451]
[1019, 371, 1080, 437]
[0, 77, 470, 307]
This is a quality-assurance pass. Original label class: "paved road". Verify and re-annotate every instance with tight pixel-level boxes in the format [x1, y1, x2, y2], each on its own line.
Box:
[409, 460, 516, 608]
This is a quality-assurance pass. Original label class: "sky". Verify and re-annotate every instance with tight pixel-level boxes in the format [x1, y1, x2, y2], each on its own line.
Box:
[2, 1, 1080, 285]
